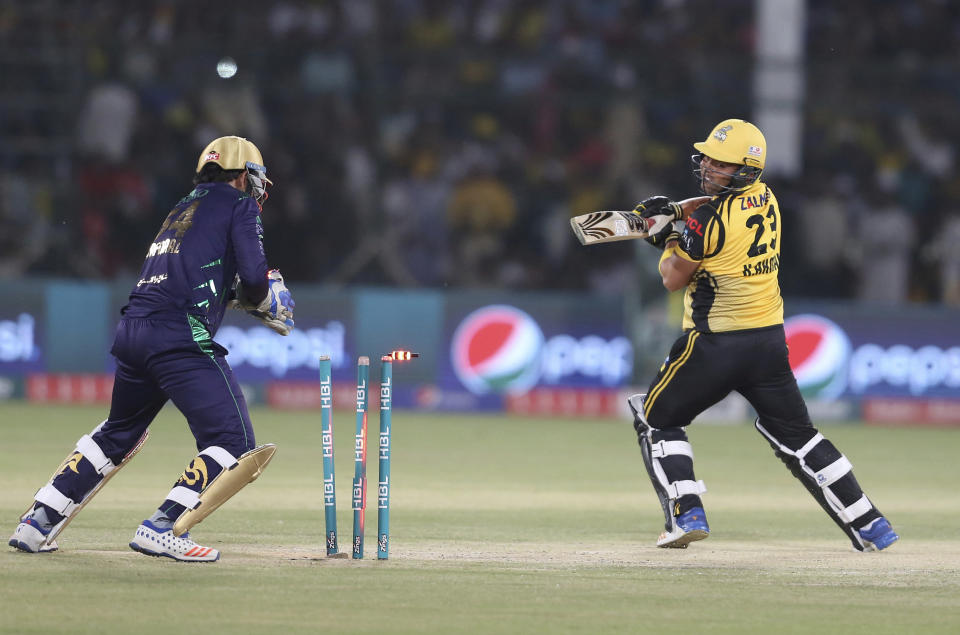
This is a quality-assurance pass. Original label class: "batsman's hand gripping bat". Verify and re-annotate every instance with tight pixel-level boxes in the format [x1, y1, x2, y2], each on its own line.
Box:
[570, 196, 711, 246]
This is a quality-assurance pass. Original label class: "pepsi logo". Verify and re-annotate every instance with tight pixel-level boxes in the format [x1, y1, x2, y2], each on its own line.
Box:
[784, 314, 851, 399]
[451, 305, 544, 395]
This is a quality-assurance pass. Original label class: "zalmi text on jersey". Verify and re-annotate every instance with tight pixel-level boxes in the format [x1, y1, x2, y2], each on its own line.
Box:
[674, 181, 783, 332]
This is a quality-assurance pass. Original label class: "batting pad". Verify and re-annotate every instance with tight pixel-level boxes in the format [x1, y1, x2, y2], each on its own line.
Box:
[172, 444, 277, 536]
[22, 424, 149, 550]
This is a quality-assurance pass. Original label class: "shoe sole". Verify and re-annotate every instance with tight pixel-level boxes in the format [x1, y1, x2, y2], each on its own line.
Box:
[862, 534, 899, 552]
[658, 529, 709, 549]
[8, 538, 58, 554]
[129, 540, 220, 562]
[9, 538, 35, 553]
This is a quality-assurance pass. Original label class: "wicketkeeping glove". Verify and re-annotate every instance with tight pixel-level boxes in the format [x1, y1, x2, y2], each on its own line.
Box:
[230, 269, 296, 336]
[633, 196, 684, 250]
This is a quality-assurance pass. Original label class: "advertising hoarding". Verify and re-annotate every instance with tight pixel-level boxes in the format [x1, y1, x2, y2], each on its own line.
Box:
[785, 307, 960, 399]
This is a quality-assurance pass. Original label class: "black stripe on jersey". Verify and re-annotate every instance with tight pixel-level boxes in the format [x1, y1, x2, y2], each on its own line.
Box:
[691, 269, 720, 331]
[710, 191, 733, 225]
[704, 209, 725, 258]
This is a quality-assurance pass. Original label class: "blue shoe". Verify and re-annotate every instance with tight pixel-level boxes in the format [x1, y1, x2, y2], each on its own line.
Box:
[657, 506, 710, 548]
[858, 517, 899, 552]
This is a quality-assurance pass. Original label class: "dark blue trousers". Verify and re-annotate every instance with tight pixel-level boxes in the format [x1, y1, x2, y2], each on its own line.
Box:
[46, 317, 255, 523]
[96, 317, 255, 459]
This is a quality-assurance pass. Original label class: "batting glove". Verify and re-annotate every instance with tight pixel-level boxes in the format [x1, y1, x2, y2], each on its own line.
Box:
[232, 270, 296, 336]
[633, 196, 683, 250]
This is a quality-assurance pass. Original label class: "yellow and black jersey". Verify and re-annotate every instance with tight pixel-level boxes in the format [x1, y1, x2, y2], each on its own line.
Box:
[674, 181, 783, 332]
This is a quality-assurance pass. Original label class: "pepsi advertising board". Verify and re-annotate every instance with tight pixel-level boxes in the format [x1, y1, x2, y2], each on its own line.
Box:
[0, 281, 46, 376]
[442, 296, 632, 397]
[0, 313, 43, 374]
[214, 288, 357, 383]
[785, 309, 960, 399]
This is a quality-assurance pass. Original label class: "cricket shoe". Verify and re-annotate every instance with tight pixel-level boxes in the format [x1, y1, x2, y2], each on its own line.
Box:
[857, 517, 899, 552]
[8, 517, 59, 553]
[657, 506, 710, 549]
[129, 520, 220, 562]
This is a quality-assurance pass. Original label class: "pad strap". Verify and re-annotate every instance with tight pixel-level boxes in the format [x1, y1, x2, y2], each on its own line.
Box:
[795, 433, 824, 460]
[758, 424, 851, 490]
[814, 456, 852, 487]
[35, 484, 78, 516]
[200, 446, 239, 471]
[667, 479, 706, 499]
[76, 434, 116, 476]
[167, 486, 201, 510]
[838, 495, 872, 523]
[650, 440, 694, 460]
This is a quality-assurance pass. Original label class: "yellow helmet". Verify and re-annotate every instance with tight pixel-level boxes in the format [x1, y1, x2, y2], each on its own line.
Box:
[196, 136, 272, 204]
[691, 119, 765, 193]
[694, 119, 765, 169]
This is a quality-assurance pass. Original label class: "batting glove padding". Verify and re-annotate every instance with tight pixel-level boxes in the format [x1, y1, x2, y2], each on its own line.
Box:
[634, 196, 683, 250]
[232, 270, 295, 336]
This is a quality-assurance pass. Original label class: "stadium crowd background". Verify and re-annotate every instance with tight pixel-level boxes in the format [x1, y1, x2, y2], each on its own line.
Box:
[2, 0, 959, 305]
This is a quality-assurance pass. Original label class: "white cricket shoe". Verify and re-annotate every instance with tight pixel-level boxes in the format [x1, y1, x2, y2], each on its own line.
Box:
[129, 520, 220, 562]
[8, 518, 59, 553]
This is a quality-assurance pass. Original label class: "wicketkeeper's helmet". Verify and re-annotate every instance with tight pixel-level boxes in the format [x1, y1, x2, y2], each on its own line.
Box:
[691, 119, 765, 193]
[196, 136, 273, 205]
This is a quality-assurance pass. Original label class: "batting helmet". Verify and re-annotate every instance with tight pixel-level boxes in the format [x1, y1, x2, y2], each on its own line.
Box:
[691, 119, 765, 193]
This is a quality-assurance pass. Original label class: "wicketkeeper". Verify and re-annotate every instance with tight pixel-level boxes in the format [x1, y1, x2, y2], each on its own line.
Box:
[9, 136, 293, 562]
[628, 119, 898, 552]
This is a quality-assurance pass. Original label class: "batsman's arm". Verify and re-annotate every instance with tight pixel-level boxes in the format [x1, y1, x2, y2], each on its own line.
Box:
[658, 240, 700, 291]
[659, 243, 699, 291]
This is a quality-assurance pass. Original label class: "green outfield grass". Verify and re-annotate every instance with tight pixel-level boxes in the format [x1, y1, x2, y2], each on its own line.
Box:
[1, 401, 958, 634]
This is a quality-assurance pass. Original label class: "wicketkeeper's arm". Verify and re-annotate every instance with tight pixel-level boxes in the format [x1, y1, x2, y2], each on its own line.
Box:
[231, 270, 296, 336]
[231, 198, 270, 305]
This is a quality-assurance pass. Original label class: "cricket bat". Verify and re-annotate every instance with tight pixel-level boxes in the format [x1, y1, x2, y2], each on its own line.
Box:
[570, 196, 711, 246]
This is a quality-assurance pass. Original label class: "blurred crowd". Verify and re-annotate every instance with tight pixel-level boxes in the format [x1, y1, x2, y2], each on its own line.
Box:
[2, 0, 959, 304]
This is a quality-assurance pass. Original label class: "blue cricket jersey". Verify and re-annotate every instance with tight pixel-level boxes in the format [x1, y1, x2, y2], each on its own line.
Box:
[121, 182, 269, 336]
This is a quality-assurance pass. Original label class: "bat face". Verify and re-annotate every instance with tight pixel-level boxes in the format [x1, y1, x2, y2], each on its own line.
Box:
[570, 211, 649, 245]
[570, 196, 711, 246]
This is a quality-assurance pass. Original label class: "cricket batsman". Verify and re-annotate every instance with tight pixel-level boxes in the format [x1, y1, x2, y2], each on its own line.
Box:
[9, 136, 292, 562]
[627, 119, 899, 552]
